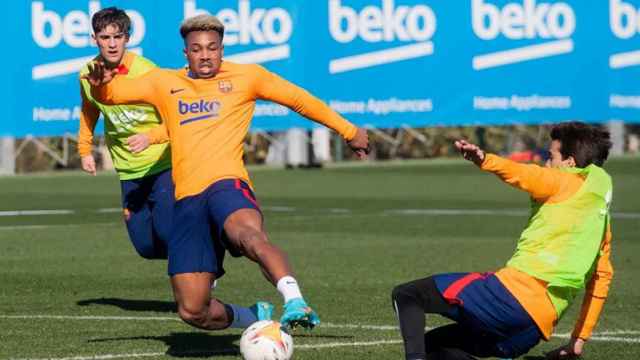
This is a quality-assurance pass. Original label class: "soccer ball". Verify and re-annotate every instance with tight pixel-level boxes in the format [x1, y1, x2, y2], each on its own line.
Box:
[240, 320, 294, 360]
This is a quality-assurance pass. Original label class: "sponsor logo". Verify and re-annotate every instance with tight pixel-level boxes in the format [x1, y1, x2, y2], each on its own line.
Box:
[31, 1, 145, 80]
[471, 0, 576, 70]
[328, 0, 436, 73]
[178, 99, 221, 125]
[218, 80, 233, 93]
[609, 0, 640, 69]
[185, 0, 292, 64]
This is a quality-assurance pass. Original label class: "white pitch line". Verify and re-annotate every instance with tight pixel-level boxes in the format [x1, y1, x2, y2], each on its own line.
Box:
[552, 332, 640, 343]
[322, 322, 398, 331]
[1, 208, 638, 219]
[296, 339, 402, 349]
[0, 210, 74, 217]
[593, 330, 640, 336]
[385, 208, 528, 216]
[384, 208, 640, 219]
[0, 316, 393, 330]
[96, 208, 122, 213]
[0, 223, 118, 231]
[2, 315, 640, 338]
[262, 206, 297, 212]
[10, 352, 167, 360]
[328, 208, 352, 214]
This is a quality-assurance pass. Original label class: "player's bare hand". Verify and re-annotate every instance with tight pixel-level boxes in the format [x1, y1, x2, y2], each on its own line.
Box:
[127, 134, 151, 154]
[545, 337, 585, 359]
[454, 139, 485, 166]
[348, 127, 369, 160]
[81, 60, 116, 87]
[81, 155, 97, 176]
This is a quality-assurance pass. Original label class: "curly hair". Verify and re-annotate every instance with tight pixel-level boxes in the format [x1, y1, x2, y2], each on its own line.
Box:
[180, 14, 224, 41]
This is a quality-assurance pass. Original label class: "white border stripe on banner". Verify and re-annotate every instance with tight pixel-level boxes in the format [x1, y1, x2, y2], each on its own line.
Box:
[472, 39, 574, 70]
[329, 42, 434, 74]
[225, 45, 290, 64]
[609, 50, 640, 69]
[32, 48, 142, 80]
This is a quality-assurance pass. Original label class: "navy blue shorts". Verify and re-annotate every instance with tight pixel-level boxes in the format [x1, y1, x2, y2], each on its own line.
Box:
[120, 169, 174, 259]
[168, 179, 261, 277]
[433, 272, 543, 358]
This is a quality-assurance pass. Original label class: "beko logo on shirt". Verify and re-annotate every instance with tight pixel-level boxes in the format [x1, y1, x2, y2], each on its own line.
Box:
[31, 1, 145, 80]
[184, 0, 292, 64]
[178, 99, 221, 125]
[609, 0, 640, 69]
[328, 0, 436, 74]
[471, 0, 576, 70]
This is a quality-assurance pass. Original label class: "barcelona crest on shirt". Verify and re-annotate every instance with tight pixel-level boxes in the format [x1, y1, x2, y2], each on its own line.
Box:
[218, 80, 233, 93]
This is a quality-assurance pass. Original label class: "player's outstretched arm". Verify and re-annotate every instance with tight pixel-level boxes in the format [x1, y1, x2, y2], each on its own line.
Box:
[454, 139, 581, 202]
[84, 61, 159, 108]
[251, 65, 369, 159]
[455, 139, 485, 166]
[78, 85, 100, 176]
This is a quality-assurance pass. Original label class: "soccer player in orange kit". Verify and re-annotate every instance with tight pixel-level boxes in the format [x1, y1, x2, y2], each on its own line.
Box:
[392, 123, 614, 360]
[84, 14, 370, 331]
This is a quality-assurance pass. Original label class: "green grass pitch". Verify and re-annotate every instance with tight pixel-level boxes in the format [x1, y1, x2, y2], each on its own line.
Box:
[1, 158, 639, 359]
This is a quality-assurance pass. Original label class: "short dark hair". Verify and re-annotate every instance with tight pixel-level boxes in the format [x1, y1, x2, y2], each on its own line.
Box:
[550, 122, 612, 167]
[92, 7, 131, 36]
[180, 14, 225, 41]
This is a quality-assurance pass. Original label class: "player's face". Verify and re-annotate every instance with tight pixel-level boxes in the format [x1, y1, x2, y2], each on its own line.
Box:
[546, 140, 575, 168]
[184, 31, 223, 79]
[93, 24, 129, 67]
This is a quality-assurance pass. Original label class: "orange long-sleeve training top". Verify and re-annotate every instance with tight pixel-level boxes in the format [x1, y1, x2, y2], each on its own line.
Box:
[482, 154, 613, 340]
[92, 61, 357, 199]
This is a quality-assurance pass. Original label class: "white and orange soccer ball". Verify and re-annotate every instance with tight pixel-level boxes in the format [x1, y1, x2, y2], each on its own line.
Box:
[240, 320, 294, 360]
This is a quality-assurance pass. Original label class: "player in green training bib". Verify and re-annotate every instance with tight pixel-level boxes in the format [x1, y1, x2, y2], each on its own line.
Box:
[77, 7, 173, 260]
[392, 122, 615, 360]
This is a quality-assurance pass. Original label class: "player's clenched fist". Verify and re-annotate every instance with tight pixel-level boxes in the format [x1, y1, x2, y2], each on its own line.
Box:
[455, 139, 486, 166]
[348, 127, 370, 160]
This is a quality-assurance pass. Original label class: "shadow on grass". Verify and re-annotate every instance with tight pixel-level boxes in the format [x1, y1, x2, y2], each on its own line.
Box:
[77, 298, 176, 313]
[90, 333, 240, 357]
[90, 332, 354, 357]
[522, 356, 546, 360]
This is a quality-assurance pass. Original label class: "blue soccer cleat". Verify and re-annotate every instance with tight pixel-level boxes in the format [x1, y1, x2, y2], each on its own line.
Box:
[280, 298, 320, 329]
[250, 301, 274, 321]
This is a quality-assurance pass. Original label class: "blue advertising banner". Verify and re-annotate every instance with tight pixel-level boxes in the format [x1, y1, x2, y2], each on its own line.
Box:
[4, 0, 640, 137]
[607, 0, 640, 122]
